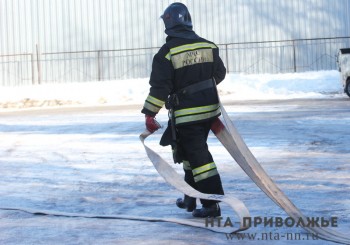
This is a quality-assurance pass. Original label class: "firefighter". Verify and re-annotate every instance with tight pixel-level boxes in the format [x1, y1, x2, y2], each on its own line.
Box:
[141, 2, 226, 217]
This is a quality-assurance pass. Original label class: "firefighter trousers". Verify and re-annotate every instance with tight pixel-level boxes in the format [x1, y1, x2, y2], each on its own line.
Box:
[176, 119, 224, 207]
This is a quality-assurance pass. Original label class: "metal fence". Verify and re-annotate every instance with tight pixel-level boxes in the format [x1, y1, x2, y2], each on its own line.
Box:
[219, 36, 350, 74]
[1, 37, 350, 86]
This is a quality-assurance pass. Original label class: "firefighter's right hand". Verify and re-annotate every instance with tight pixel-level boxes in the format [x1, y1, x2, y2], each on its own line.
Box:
[145, 115, 161, 133]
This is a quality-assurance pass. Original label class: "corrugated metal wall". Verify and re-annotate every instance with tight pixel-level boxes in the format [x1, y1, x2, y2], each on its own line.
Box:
[1, 0, 350, 86]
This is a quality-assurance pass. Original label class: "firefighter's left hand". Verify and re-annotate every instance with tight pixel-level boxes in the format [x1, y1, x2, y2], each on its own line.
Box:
[145, 115, 161, 133]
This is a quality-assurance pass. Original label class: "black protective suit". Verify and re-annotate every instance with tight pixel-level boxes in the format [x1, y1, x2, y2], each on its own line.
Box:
[141, 25, 226, 207]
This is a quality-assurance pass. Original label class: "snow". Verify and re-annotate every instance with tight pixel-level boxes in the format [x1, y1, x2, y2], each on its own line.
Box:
[0, 70, 343, 110]
[0, 70, 349, 244]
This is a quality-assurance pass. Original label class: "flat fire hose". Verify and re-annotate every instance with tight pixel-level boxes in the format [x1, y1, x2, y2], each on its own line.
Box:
[216, 103, 350, 244]
[140, 130, 250, 233]
[141, 102, 349, 244]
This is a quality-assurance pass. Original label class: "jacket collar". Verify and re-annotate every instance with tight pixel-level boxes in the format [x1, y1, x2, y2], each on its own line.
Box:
[165, 25, 199, 40]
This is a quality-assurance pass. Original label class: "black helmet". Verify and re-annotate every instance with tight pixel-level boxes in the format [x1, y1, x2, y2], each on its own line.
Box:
[161, 2, 192, 29]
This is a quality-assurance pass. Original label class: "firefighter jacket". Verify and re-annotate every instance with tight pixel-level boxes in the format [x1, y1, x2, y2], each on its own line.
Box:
[141, 35, 226, 126]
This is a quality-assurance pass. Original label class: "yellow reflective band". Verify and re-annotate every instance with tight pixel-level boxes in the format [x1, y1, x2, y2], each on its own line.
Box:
[165, 52, 171, 60]
[175, 108, 221, 125]
[146, 95, 165, 108]
[192, 162, 217, 176]
[174, 104, 220, 118]
[194, 168, 219, 182]
[144, 101, 162, 113]
[170, 42, 217, 55]
[165, 42, 217, 60]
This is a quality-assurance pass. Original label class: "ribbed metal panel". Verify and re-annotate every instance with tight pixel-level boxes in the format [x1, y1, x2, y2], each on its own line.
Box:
[1, 0, 350, 85]
[2, 0, 350, 53]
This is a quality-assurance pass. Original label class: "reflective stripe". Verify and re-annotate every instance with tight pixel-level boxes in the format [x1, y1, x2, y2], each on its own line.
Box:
[143, 101, 161, 113]
[194, 168, 219, 182]
[174, 104, 220, 117]
[175, 107, 221, 125]
[165, 42, 217, 60]
[146, 95, 165, 108]
[192, 162, 218, 182]
[192, 162, 217, 176]
[170, 42, 217, 55]
[165, 53, 171, 60]
[183, 160, 191, 170]
[143, 95, 165, 113]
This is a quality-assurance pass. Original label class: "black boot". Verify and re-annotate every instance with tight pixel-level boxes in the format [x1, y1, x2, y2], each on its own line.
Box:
[176, 195, 196, 212]
[192, 203, 221, 218]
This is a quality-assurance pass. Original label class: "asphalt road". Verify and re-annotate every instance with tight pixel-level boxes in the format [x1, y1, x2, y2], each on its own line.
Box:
[0, 97, 349, 117]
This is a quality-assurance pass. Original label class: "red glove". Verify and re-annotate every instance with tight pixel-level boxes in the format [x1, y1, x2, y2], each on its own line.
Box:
[145, 115, 161, 133]
[211, 117, 225, 134]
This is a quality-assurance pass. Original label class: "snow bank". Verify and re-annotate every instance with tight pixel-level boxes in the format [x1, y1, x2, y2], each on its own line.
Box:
[219, 70, 342, 101]
[0, 70, 343, 110]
